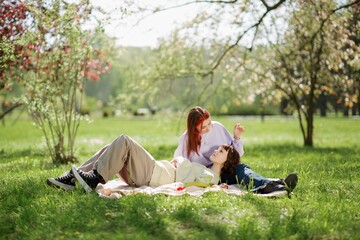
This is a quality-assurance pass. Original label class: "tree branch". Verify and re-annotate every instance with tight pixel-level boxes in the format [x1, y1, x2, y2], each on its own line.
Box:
[151, 0, 239, 13]
[132, 0, 239, 30]
[211, 0, 358, 76]
[307, 0, 360, 49]
[0, 102, 22, 120]
[332, 0, 360, 13]
[207, 0, 286, 74]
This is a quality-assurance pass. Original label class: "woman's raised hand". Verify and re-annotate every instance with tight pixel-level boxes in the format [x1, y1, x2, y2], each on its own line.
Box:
[233, 123, 245, 140]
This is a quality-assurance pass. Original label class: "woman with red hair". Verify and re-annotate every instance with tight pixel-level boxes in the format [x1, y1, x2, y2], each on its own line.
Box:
[173, 106, 298, 194]
[174, 106, 244, 166]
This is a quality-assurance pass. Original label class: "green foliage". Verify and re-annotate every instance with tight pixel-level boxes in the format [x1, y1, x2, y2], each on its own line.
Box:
[0, 37, 15, 69]
[266, 0, 359, 146]
[0, 1, 112, 162]
[120, 0, 359, 148]
[0, 116, 359, 239]
[16, 1, 104, 164]
[117, 42, 213, 112]
[83, 33, 122, 105]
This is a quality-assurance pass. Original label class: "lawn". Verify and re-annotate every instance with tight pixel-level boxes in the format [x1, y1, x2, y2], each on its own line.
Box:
[0, 114, 359, 240]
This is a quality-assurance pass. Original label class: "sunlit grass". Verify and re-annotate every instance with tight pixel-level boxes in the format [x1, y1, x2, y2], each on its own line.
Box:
[0, 114, 359, 239]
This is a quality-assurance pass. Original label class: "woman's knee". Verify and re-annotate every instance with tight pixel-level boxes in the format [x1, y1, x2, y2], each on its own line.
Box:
[117, 134, 129, 142]
[235, 163, 251, 172]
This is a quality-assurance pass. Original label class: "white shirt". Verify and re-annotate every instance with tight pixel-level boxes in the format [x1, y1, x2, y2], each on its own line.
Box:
[173, 121, 244, 167]
[149, 157, 219, 187]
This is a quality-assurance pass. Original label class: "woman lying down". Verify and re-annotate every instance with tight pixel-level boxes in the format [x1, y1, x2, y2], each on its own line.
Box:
[47, 135, 297, 195]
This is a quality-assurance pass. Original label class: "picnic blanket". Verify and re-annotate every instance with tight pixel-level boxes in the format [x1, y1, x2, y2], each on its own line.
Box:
[95, 178, 288, 198]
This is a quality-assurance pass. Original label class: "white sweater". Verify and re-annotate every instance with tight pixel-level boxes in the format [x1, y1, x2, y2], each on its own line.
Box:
[173, 121, 244, 167]
[149, 156, 219, 187]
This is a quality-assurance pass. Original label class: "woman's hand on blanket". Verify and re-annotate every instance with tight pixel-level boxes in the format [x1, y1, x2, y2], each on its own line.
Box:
[219, 183, 229, 189]
[101, 189, 113, 196]
[170, 159, 178, 168]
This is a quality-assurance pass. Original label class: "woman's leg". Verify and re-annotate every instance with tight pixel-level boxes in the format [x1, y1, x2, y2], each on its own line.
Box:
[221, 164, 298, 194]
[220, 164, 273, 190]
[78, 145, 109, 172]
[46, 145, 109, 190]
[49, 135, 156, 190]
[94, 134, 156, 186]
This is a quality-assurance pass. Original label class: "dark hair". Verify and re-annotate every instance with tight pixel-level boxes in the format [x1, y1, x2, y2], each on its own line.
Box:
[221, 144, 240, 175]
[186, 106, 210, 157]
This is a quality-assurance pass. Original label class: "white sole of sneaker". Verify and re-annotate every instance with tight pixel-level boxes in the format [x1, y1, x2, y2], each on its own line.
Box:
[47, 178, 75, 190]
[71, 166, 93, 193]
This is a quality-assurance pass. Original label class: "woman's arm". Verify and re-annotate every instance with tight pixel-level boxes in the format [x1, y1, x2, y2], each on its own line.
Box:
[215, 121, 245, 157]
[176, 160, 219, 185]
[231, 138, 244, 157]
[233, 123, 245, 140]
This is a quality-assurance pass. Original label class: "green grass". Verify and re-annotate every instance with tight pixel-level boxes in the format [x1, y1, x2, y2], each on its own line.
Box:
[0, 114, 360, 240]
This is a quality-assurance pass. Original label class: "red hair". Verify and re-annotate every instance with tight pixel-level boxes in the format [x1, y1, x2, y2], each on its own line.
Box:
[186, 106, 210, 157]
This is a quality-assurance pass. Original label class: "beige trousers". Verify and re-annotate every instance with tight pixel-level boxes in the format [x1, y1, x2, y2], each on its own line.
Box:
[78, 135, 156, 186]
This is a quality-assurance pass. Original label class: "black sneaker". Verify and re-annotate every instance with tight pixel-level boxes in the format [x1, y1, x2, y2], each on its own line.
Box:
[46, 171, 75, 190]
[283, 173, 298, 193]
[71, 166, 103, 192]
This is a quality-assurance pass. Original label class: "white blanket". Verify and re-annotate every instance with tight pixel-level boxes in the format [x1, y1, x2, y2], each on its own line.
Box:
[95, 178, 288, 198]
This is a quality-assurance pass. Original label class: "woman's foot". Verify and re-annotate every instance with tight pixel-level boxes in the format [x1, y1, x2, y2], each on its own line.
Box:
[71, 166, 104, 192]
[259, 182, 286, 194]
[46, 171, 76, 190]
[283, 173, 298, 192]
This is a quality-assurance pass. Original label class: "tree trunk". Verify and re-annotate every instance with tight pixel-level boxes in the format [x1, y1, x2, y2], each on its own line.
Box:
[280, 97, 289, 115]
[304, 108, 314, 146]
[318, 91, 327, 117]
[358, 94, 360, 116]
[304, 121, 313, 146]
[54, 134, 65, 164]
[306, 71, 316, 147]
[352, 104, 357, 116]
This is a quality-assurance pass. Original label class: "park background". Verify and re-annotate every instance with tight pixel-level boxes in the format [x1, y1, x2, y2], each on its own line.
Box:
[1, 0, 360, 239]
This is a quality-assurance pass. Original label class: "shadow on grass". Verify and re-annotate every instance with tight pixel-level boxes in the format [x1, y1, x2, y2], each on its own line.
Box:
[1, 175, 177, 239]
[1, 174, 262, 239]
[1, 153, 359, 239]
[0, 147, 46, 159]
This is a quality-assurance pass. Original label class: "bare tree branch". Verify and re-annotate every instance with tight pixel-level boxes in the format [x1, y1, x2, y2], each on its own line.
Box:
[0, 102, 22, 120]
[306, 0, 360, 50]
[332, 0, 360, 13]
[259, 0, 269, 9]
[210, 0, 358, 76]
[150, 0, 239, 14]
[206, 0, 286, 74]
[132, 0, 239, 32]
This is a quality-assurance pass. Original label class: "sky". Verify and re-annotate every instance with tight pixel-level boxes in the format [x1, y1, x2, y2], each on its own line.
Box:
[90, 0, 201, 48]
